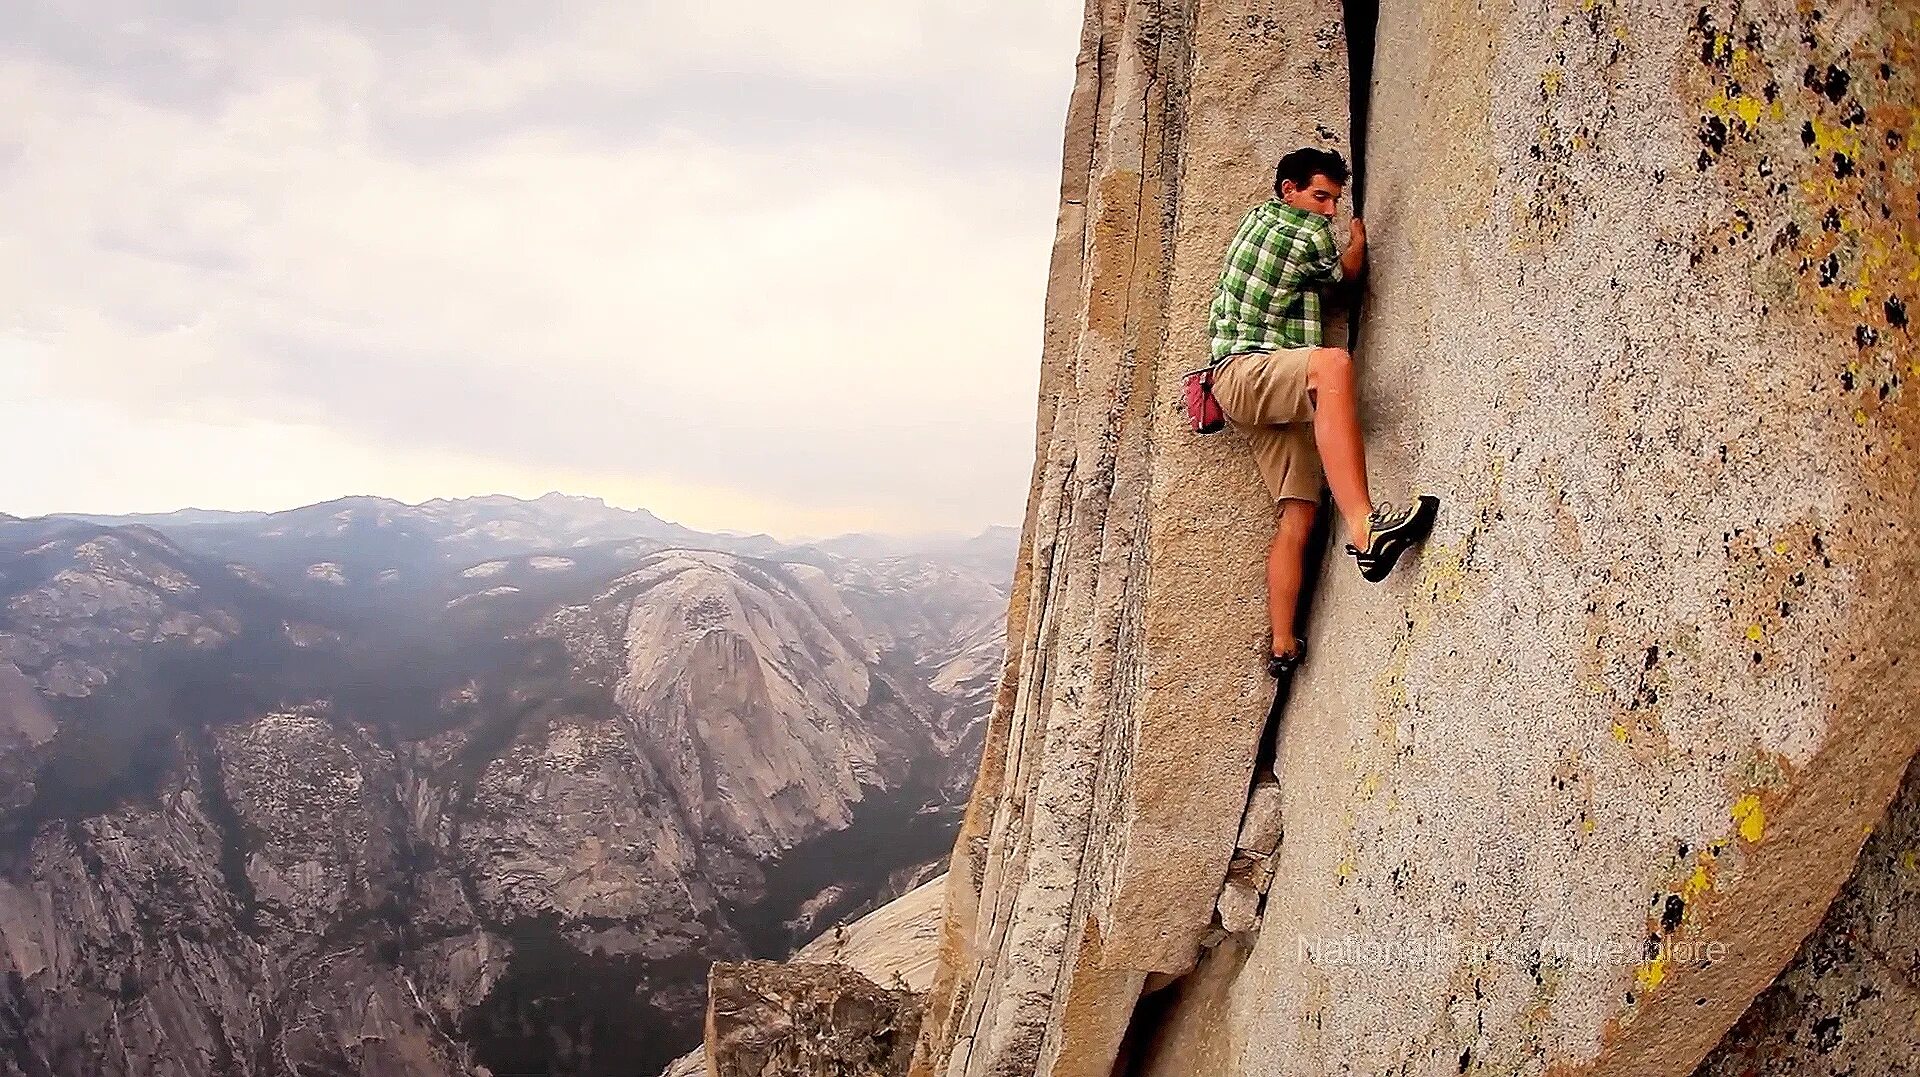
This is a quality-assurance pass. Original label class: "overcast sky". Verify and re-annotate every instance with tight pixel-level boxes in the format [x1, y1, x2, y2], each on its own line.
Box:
[0, 2, 1082, 540]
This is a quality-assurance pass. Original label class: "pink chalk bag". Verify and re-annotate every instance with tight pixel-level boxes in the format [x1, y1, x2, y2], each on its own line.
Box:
[1182, 364, 1225, 434]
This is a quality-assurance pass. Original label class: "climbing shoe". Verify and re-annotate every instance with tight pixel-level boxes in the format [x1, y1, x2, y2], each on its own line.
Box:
[1345, 496, 1440, 583]
[1266, 638, 1306, 680]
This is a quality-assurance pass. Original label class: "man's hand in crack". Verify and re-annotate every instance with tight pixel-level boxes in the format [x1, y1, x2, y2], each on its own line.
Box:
[1341, 217, 1367, 280]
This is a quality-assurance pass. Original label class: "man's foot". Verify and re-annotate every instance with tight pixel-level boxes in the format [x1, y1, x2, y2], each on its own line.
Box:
[1345, 496, 1440, 582]
[1267, 638, 1306, 679]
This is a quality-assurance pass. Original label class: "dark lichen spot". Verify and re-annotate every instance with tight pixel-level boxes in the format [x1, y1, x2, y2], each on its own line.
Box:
[1841, 369, 1856, 390]
[1458, 1047, 1471, 1073]
[1802, 120, 1818, 146]
[1822, 207, 1842, 232]
[1804, 63, 1851, 104]
[1857, 325, 1880, 348]
[1661, 894, 1686, 932]
[1834, 152, 1856, 179]
[1840, 101, 1867, 127]
[1820, 253, 1841, 287]
[1887, 296, 1908, 329]
[1645, 645, 1660, 669]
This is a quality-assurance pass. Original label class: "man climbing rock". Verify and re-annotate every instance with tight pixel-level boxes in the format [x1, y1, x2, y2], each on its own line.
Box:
[1206, 147, 1439, 680]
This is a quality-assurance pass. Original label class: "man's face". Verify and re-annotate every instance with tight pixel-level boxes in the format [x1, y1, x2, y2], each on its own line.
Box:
[1281, 174, 1344, 217]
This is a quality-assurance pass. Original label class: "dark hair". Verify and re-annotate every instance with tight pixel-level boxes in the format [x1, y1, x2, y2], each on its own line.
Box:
[1273, 147, 1350, 198]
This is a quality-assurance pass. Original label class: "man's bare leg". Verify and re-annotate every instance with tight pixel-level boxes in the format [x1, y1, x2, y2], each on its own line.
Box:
[1268, 498, 1316, 658]
[1306, 346, 1375, 542]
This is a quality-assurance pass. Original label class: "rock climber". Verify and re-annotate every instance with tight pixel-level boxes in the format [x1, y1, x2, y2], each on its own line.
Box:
[1205, 146, 1440, 681]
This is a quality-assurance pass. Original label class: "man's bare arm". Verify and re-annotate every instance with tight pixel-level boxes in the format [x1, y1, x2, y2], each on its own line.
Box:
[1341, 218, 1367, 279]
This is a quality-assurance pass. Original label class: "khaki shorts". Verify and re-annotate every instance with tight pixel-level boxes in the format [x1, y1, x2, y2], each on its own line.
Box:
[1212, 347, 1323, 504]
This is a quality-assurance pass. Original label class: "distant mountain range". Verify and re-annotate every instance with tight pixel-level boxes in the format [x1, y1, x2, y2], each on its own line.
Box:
[50, 492, 1016, 584]
[0, 494, 1016, 1077]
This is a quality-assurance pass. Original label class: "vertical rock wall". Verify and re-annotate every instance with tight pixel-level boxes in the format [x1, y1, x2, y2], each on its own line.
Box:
[912, 2, 1352, 1075]
[912, 1, 1919, 1076]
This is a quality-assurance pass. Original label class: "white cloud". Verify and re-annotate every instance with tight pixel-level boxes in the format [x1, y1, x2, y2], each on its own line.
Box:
[0, 1, 1082, 536]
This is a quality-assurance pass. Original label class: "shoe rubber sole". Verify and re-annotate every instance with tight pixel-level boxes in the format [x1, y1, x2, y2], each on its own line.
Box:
[1347, 495, 1439, 582]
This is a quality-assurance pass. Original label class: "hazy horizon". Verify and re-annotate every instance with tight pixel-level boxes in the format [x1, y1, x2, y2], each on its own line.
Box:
[1, 2, 1079, 539]
[7, 487, 1022, 545]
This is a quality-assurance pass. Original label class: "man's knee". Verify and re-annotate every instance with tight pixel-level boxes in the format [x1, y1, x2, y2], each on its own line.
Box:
[1274, 499, 1317, 546]
[1308, 346, 1352, 387]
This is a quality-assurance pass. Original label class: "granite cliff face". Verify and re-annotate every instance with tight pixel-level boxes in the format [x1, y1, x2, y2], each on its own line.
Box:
[881, 1, 1920, 1076]
[0, 505, 1010, 1076]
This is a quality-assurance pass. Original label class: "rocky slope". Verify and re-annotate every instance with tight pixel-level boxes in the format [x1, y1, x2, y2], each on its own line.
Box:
[662, 874, 950, 1077]
[728, 1, 1917, 1075]
[0, 503, 1010, 1076]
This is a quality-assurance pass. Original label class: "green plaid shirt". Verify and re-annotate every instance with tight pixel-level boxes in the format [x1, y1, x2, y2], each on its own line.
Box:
[1206, 200, 1345, 363]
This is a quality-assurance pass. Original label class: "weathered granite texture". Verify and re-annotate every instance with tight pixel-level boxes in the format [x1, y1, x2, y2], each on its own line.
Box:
[909, 1, 1920, 1076]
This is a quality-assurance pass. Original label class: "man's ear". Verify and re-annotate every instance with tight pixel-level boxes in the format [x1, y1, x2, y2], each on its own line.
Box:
[1278, 179, 1297, 198]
